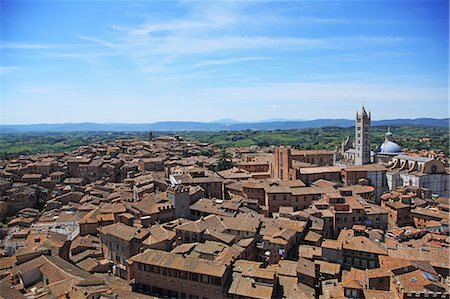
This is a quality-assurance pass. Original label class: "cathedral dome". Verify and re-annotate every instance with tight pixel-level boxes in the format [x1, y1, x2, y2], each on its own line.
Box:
[376, 128, 402, 154]
[376, 141, 403, 154]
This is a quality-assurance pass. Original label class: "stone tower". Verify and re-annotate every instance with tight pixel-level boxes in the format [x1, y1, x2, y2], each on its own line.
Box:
[355, 105, 371, 165]
[273, 146, 292, 180]
[167, 185, 190, 218]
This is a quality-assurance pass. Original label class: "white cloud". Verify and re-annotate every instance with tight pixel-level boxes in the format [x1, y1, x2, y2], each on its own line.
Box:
[69, 0, 409, 77]
[0, 66, 19, 75]
[192, 57, 268, 68]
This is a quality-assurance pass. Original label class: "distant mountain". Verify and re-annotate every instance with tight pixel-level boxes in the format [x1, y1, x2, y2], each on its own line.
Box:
[1, 118, 448, 132]
[210, 119, 242, 124]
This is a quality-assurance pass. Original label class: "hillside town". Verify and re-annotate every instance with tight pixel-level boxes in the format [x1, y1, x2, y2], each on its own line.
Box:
[0, 107, 448, 299]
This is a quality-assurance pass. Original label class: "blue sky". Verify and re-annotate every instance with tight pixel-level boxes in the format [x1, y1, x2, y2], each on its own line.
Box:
[1, 0, 448, 124]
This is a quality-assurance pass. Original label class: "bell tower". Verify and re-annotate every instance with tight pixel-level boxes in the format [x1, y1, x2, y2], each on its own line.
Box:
[355, 105, 371, 165]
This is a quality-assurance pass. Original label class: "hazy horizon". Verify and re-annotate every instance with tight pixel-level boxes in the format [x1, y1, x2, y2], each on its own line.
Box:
[1, 1, 448, 124]
[1, 116, 449, 127]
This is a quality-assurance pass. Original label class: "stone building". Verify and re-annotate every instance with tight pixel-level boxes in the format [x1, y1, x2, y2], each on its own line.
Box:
[98, 223, 150, 278]
[386, 154, 449, 197]
[354, 106, 371, 166]
[129, 241, 243, 298]
[167, 185, 191, 218]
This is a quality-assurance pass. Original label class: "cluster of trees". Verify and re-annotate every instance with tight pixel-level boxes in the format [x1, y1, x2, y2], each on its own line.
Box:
[215, 150, 234, 171]
[183, 126, 449, 155]
[1, 126, 447, 162]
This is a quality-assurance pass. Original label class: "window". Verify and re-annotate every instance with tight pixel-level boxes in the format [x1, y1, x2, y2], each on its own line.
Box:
[190, 273, 199, 281]
[202, 275, 209, 283]
[181, 271, 187, 279]
[212, 277, 221, 286]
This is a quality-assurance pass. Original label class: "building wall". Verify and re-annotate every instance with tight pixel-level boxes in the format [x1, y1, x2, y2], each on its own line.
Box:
[7, 192, 37, 214]
[237, 163, 269, 173]
[411, 213, 442, 228]
[322, 247, 342, 264]
[368, 276, 390, 291]
[98, 232, 141, 278]
[273, 147, 291, 180]
[243, 187, 266, 206]
[366, 171, 388, 202]
[297, 171, 341, 186]
[80, 222, 99, 236]
[382, 204, 412, 228]
[343, 249, 381, 269]
[291, 152, 335, 166]
[387, 172, 449, 197]
[131, 262, 226, 299]
[167, 187, 191, 218]
[195, 182, 222, 199]
[265, 192, 321, 215]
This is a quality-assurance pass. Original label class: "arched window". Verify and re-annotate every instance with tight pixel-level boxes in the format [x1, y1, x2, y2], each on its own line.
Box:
[431, 165, 437, 173]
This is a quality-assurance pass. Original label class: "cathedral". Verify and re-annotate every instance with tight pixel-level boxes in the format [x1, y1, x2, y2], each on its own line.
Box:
[338, 105, 449, 197]
[340, 106, 403, 165]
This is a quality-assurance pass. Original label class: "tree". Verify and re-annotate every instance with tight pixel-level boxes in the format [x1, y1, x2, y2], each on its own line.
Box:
[216, 149, 234, 171]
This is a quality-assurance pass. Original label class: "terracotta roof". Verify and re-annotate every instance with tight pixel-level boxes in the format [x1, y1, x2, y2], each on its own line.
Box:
[130, 245, 240, 277]
[362, 289, 397, 299]
[304, 230, 322, 243]
[98, 223, 149, 241]
[316, 261, 341, 276]
[142, 224, 176, 246]
[299, 166, 343, 174]
[343, 236, 387, 255]
[176, 214, 260, 235]
[228, 273, 274, 299]
[396, 269, 447, 293]
[322, 239, 342, 250]
[297, 257, 316, 278]
[342, 268, 366, 289]
[343, 164, 387, 172]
